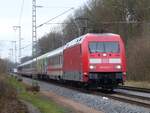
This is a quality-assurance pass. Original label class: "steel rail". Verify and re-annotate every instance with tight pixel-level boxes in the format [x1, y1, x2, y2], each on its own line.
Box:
[118, 86, 150, 93]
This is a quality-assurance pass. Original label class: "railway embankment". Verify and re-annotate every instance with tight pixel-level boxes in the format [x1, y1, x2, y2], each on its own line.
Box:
[6, 74, 75, 113]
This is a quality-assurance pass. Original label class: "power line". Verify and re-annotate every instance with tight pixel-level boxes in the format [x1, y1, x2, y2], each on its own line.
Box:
[21, 43, 32, 50]
[19, 0, 25, 25]
[0, 40, 16, 42]
[96, 21, 150, 24]
[46, 22, 72, 25]
[39, 6, 74, 9]
[37, 7, 74, 28]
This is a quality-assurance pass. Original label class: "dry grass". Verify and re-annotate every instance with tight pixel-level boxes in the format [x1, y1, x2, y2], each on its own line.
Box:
[0, 98, 27, 113]
[125, 81, 150, 89]
[0, 74, 27, 113]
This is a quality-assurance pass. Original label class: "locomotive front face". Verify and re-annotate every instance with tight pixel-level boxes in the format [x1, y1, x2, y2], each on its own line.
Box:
[83, 35, 126, 88]
[88, 41, 121, 72]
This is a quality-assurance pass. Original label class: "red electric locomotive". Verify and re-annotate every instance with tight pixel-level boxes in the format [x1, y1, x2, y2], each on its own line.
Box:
[63, 33, 126, 89]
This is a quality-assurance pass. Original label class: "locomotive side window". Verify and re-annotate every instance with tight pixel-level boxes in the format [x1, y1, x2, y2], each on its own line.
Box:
[89, 42, 119, 53]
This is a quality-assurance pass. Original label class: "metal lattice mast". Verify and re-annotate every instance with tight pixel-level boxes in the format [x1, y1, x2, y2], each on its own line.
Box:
[13, 26, 21, 63]
[32, 0, 37, 58]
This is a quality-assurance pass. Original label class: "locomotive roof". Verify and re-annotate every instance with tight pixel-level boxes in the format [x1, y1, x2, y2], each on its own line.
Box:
[64, 35, 85, 49]
[64, 33, 120, 49]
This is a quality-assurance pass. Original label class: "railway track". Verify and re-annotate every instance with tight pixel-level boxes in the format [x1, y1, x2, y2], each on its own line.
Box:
[77, 88, 150, 109]
[118, 85, 150, 93]
[20, 76, 150, 109]
[107, 92, 150, 108]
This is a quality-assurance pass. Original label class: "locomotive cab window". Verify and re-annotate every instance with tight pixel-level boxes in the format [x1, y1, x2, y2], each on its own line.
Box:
[89, 42, 120, 53]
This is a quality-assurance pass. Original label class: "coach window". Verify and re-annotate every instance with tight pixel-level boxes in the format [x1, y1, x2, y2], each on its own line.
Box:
[58, 55, 60, 65]
[33, 61, 35, 67]
[56, 56, 58, 65]
[55, 56, 57, 65]
[50, 58, 52, 65]
[53, 57, 55, 65]
[48, 57, 49, 64]
[51, 57, 53, 65]
[48, 57, 50, 65]
[60, 55, 61, 64]
[57, 56, 59, 65]
[55, 56, 56, 65]
[60, 55, 62, 65]
[57, 56, 59, 64]
[50, 57, 53, 65]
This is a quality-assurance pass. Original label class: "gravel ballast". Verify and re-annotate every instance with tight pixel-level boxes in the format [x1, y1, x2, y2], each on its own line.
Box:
[23, 77, 150, 113]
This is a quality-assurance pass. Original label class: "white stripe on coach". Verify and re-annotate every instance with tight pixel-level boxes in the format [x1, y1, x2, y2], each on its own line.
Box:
[109, 58, 121, 63]
[89, 58, 102, 64]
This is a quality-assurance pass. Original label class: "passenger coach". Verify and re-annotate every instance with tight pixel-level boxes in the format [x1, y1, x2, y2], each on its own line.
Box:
[17, 33, 126, 89]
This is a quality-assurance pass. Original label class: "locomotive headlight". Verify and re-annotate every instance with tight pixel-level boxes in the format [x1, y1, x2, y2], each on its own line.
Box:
[89, 65, 95, 69]
[116, 65, 121, 69]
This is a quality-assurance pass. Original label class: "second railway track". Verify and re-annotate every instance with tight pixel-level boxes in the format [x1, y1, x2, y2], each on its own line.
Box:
[106, 92, 150, 108]
[79, 88, 150, 109]
[118, 85, 150, 93]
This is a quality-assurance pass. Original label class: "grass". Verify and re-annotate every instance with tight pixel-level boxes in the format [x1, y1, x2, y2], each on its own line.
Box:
[7, 76, 68, 113]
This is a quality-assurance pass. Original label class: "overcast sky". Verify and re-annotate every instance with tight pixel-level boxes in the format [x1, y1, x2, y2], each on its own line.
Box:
[0, 0, 87, 62]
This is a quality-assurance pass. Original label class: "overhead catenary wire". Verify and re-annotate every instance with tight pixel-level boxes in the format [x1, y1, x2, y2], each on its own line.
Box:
[19, 0, 25, 25]
[21, 43, 32, 50]
[39, 6, 74, 9]
[37, 7, 74, 28]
